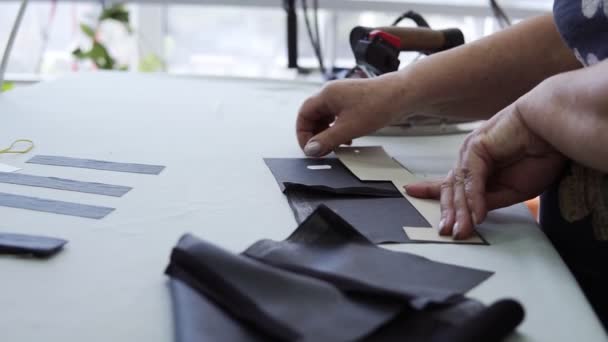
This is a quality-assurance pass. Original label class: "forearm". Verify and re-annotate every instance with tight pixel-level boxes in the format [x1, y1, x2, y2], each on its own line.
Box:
[382, 14, 581, 121]
[519, 60, 608, 172]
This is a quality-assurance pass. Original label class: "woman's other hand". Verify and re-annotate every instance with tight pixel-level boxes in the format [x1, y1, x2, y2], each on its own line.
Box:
[406, 95, 567, 239]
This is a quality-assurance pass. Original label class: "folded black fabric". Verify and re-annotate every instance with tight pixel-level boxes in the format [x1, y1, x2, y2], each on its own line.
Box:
[168, 279, 270, 341]
[244, 205, 492, 309]
[429, 299, 525, 342]
[165, 206, 521, 342]
[365, 298, 524, 342]
[167, 233, 402, 341]
[265, 158, 431, 244]
[365, 297, 485, 341]
[0, 232, 67, 257]
[169, 276, 525, 342]
[169, 277, 523, 342]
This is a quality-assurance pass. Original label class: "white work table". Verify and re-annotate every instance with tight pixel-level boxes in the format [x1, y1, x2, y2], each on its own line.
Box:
[0, 73, 604, 341]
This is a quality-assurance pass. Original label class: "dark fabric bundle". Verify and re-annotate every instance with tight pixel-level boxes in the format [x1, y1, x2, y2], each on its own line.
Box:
[165, 205, 524, 341]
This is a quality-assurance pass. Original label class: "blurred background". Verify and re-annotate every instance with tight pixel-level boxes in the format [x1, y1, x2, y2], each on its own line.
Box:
[0, 0, 551, 84]
[0, 0, 551, 218]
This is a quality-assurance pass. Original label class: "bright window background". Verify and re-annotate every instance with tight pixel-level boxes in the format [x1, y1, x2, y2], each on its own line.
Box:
[0, 2, 549, 81]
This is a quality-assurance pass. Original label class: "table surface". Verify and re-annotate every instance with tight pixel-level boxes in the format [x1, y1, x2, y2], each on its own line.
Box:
[0, 73, 605, 342]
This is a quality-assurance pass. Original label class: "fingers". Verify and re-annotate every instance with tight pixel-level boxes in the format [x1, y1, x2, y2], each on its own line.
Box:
[452, 168, 475, 239]
[439, 171, 456, 236]
[434, 135, 493, 239]
[404, 180, 441, 199]
[296, 94, 334, 151]
[461, 138, 490, 225]
[296, 91, 358, 157]
[435, 168, 477, 239]
[304, 121, 360, 157]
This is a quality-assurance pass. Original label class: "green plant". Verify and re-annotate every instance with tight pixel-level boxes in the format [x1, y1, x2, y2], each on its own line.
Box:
[73, 3, 131, 70]
[73, 3, 164, 72]
[1, 82, 14, 92]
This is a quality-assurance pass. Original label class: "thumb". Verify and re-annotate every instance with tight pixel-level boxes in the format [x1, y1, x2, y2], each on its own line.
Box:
[303, 121, 358, 157]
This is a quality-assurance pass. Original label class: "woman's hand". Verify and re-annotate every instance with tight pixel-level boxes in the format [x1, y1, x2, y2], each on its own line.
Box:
[296, 77, 409, 157]
[406, 99, 566, 239]
[406, 59, 608, 239]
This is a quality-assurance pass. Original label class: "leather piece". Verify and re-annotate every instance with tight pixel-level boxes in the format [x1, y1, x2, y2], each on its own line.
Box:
[265, 158, 431, 243]
[169, 278, 514, 342]
[165, 206, 520, 342]
[286, 188, 430, 243]
[364, 298, 486, 341]
[244, 205, 492, 309]
[168, 279, 270, 342]
[429, 299, 525, 342]
[166, 233, 402, 341]
[0, 232, 67, 257]
[264, 158, 400, 197]
[168, 277, 523, 342]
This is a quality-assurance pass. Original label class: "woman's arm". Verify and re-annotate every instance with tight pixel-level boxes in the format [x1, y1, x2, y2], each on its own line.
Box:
[389, 14, 582, 121]
[297, 15, 582, 156]
[519, 59, 608, 173]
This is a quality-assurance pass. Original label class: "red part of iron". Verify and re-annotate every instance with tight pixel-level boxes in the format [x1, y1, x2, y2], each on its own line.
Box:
[369, 30, 401, 49]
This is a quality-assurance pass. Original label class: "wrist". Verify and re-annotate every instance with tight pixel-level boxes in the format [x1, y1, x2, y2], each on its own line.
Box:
[374, 69, 423, 124]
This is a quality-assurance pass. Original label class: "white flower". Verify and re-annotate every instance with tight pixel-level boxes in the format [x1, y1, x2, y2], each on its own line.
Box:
[573, 48, 601, 66]
[587, 52, 600, 66]
[581, 0, 608, 18]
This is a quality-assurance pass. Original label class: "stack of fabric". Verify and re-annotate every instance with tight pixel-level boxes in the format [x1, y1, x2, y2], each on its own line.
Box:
[164, 205, 524, 341]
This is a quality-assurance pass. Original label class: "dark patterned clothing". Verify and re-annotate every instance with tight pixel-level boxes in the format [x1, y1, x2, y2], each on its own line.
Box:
[543, 0, 608, 330]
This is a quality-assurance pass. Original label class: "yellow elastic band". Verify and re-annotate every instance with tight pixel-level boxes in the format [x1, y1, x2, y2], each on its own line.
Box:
[0, 139, 34, 154]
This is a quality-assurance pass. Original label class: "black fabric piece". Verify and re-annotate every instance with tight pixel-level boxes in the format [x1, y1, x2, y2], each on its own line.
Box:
[430, 299, 525, 342]
[264, 158, 400, 197]
[364, 297, 486, 341]
[286, 188, 430, 243]
[168, 278, 270, 342]
[166, 233, 402, 341]
[244, 205, 492, 309]
[0, 232, 67, 257]
[265, 158, 431, 244]
[169, 275, 492, 342]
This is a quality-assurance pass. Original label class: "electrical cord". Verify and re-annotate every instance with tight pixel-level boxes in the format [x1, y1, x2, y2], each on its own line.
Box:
[489, 0, 511, 28]
[313, 0, 322, 54]
[302, 0, 325, 74]
[391, 10, 430, 64]
[391, 10, 430, 28]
